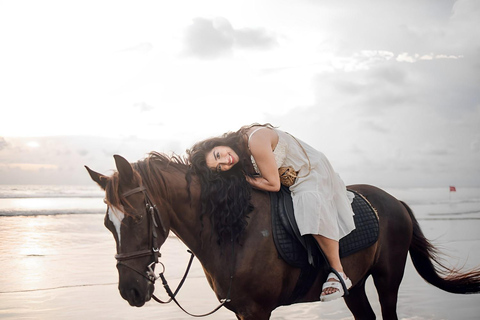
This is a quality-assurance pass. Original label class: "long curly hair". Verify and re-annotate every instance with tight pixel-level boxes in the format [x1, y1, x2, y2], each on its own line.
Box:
[186, 123, 274, 246]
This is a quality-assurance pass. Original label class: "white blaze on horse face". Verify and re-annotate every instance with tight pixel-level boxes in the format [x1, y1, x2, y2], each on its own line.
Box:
[109, 206, 125, 246]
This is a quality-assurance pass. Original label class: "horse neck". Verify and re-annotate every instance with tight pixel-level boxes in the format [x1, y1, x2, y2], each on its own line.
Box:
[146, 168, 220, 263]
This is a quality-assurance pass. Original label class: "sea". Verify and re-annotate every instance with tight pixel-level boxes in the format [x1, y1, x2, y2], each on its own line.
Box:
[1, 185, 480, 319]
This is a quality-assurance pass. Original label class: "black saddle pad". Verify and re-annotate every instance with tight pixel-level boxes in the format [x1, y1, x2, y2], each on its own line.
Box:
[270, 186, 379, 269]
[340, 189, 379, 257]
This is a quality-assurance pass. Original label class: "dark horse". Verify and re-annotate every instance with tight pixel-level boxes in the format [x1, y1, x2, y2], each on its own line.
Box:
[86, 153, 480, 320]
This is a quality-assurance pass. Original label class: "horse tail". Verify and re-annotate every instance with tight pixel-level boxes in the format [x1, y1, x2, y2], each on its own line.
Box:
[402, 201, 480, 294]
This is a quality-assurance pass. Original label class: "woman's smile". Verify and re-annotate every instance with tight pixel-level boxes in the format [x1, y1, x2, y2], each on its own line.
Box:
[205, 146, 239, 172]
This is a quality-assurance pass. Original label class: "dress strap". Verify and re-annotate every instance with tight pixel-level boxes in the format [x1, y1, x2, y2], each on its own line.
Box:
[247, 127, 267, 149]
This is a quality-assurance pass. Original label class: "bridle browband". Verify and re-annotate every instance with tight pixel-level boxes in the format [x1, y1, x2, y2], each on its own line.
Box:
[110, 184, 232, 317]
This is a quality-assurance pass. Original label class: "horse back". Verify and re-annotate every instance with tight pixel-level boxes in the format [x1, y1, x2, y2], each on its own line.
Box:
[345, 184, 413, 272]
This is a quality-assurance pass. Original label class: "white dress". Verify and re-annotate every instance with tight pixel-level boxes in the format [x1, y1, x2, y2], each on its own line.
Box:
[249, 128, 356, 241]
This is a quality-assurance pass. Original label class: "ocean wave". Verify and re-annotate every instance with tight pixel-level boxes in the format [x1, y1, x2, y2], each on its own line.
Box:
[406, 199, 480, 206]
[0, 208, 105, 217]
[0, 185, 104, 199]
[419, 217, 480, 221]
[0, 194, 104, 199]
[1, 186, 479, 218]
[0, 197, 105, 217]
[429, 210, 480, 216]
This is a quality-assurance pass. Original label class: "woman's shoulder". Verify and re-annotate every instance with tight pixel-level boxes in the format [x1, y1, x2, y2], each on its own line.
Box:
[245, 125, 279, 150]
[244, 124, 278, 136]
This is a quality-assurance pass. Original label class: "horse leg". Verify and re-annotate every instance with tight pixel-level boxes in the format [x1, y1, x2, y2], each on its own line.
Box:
[371, 254, 408, 320]
[344, 276, 376, 320]
[371, 270, 402, 320]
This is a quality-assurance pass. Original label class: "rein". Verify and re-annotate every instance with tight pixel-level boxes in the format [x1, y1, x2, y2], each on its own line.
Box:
[112, 185, 233, 317]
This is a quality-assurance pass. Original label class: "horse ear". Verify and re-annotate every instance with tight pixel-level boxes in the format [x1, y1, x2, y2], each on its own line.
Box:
[85, 166, 108, 190]
[114, 154, 134, 183]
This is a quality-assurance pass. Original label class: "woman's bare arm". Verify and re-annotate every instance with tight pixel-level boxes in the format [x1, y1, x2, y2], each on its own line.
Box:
[246, 128, 280, 192]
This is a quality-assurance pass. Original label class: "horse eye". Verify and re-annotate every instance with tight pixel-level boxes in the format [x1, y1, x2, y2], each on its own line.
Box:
[134, 215, 143, 223]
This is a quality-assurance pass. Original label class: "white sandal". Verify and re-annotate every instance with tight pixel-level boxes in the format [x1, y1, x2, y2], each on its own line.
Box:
[320, 271, 352, 302]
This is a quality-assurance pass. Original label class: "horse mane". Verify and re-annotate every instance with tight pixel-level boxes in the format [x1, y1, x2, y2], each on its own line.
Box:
[104, 152, 189, 214]
[133, 152, 190, 204]
[138, 152, 253, 248]
[105, 151, 252, 247]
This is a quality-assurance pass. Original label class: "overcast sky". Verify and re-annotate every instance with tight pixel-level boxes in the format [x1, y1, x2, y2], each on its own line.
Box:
[0, 0, 479, 187]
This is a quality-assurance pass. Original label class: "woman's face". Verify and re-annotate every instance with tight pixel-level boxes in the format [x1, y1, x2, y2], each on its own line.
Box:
[205, 146, 239, 172]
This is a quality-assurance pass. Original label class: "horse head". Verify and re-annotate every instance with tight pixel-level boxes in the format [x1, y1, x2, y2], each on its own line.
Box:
[86, 155, 169, 307]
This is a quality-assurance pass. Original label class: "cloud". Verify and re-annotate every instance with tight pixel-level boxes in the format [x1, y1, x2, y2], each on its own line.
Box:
[421, 145, 452, 156]
[0, 137, 8, 151]
[0, 163, 58, 171]
[330, 51, 395, 72]
[472, 135, 480, 152]
[183, 17, 235, 59]
[1, 1, 478, 187]
[183, 17, 278, 59]
[396, 52, 463, 63]
[133, 102, 155, 112]
[311, 62, 414, 116]
[361, 120, 390, 134]
[264, 39, 480, 187]
[234, 27, 278, 49]
[0, 136, 184, 185]
[77, 149, 89, 157]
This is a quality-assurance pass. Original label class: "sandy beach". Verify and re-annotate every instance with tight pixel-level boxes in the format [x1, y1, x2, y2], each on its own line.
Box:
[1, 187, 480, 319]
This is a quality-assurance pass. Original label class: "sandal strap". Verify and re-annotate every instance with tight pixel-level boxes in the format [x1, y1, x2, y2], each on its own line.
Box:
[326, 269, 351, 296]
[322, 280, 343, 292]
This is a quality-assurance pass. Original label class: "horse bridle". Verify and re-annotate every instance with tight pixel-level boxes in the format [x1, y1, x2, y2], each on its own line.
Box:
[109, 184, 232, 317]
[113, 185, 167, 283]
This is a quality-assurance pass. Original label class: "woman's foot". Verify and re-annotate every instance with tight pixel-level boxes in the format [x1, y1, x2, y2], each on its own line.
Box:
[320, 271, 352, 302]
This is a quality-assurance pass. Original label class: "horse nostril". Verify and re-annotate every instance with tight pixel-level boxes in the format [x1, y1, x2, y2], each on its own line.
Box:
[119, 286, 145, 307]
[130, 288, 146, 307]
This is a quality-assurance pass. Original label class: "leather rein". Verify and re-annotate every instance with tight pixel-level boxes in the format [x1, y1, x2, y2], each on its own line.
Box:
[111, 185, 232, 317]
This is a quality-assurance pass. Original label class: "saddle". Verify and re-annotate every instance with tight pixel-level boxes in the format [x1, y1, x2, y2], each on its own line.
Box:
[270, 186, 379, 303]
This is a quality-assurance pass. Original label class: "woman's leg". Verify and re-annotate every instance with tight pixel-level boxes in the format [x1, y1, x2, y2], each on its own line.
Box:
[313, 235, 349, 297]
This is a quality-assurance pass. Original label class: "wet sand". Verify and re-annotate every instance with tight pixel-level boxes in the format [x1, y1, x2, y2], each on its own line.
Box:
[1, 213, 479, 319]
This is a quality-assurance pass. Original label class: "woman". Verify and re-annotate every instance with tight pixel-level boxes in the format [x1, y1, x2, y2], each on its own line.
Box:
[187, 123, 355, 302]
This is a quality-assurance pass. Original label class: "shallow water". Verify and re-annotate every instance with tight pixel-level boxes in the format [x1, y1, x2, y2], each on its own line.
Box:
[1, 214, 479, 319]
[1, 186, 480, 319]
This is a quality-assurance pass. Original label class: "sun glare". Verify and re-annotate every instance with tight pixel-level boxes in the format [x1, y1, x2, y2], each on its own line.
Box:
[26, 141, 40, 148]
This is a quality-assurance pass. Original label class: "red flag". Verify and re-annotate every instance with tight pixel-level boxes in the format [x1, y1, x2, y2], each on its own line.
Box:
[449, 186, 456, 192]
